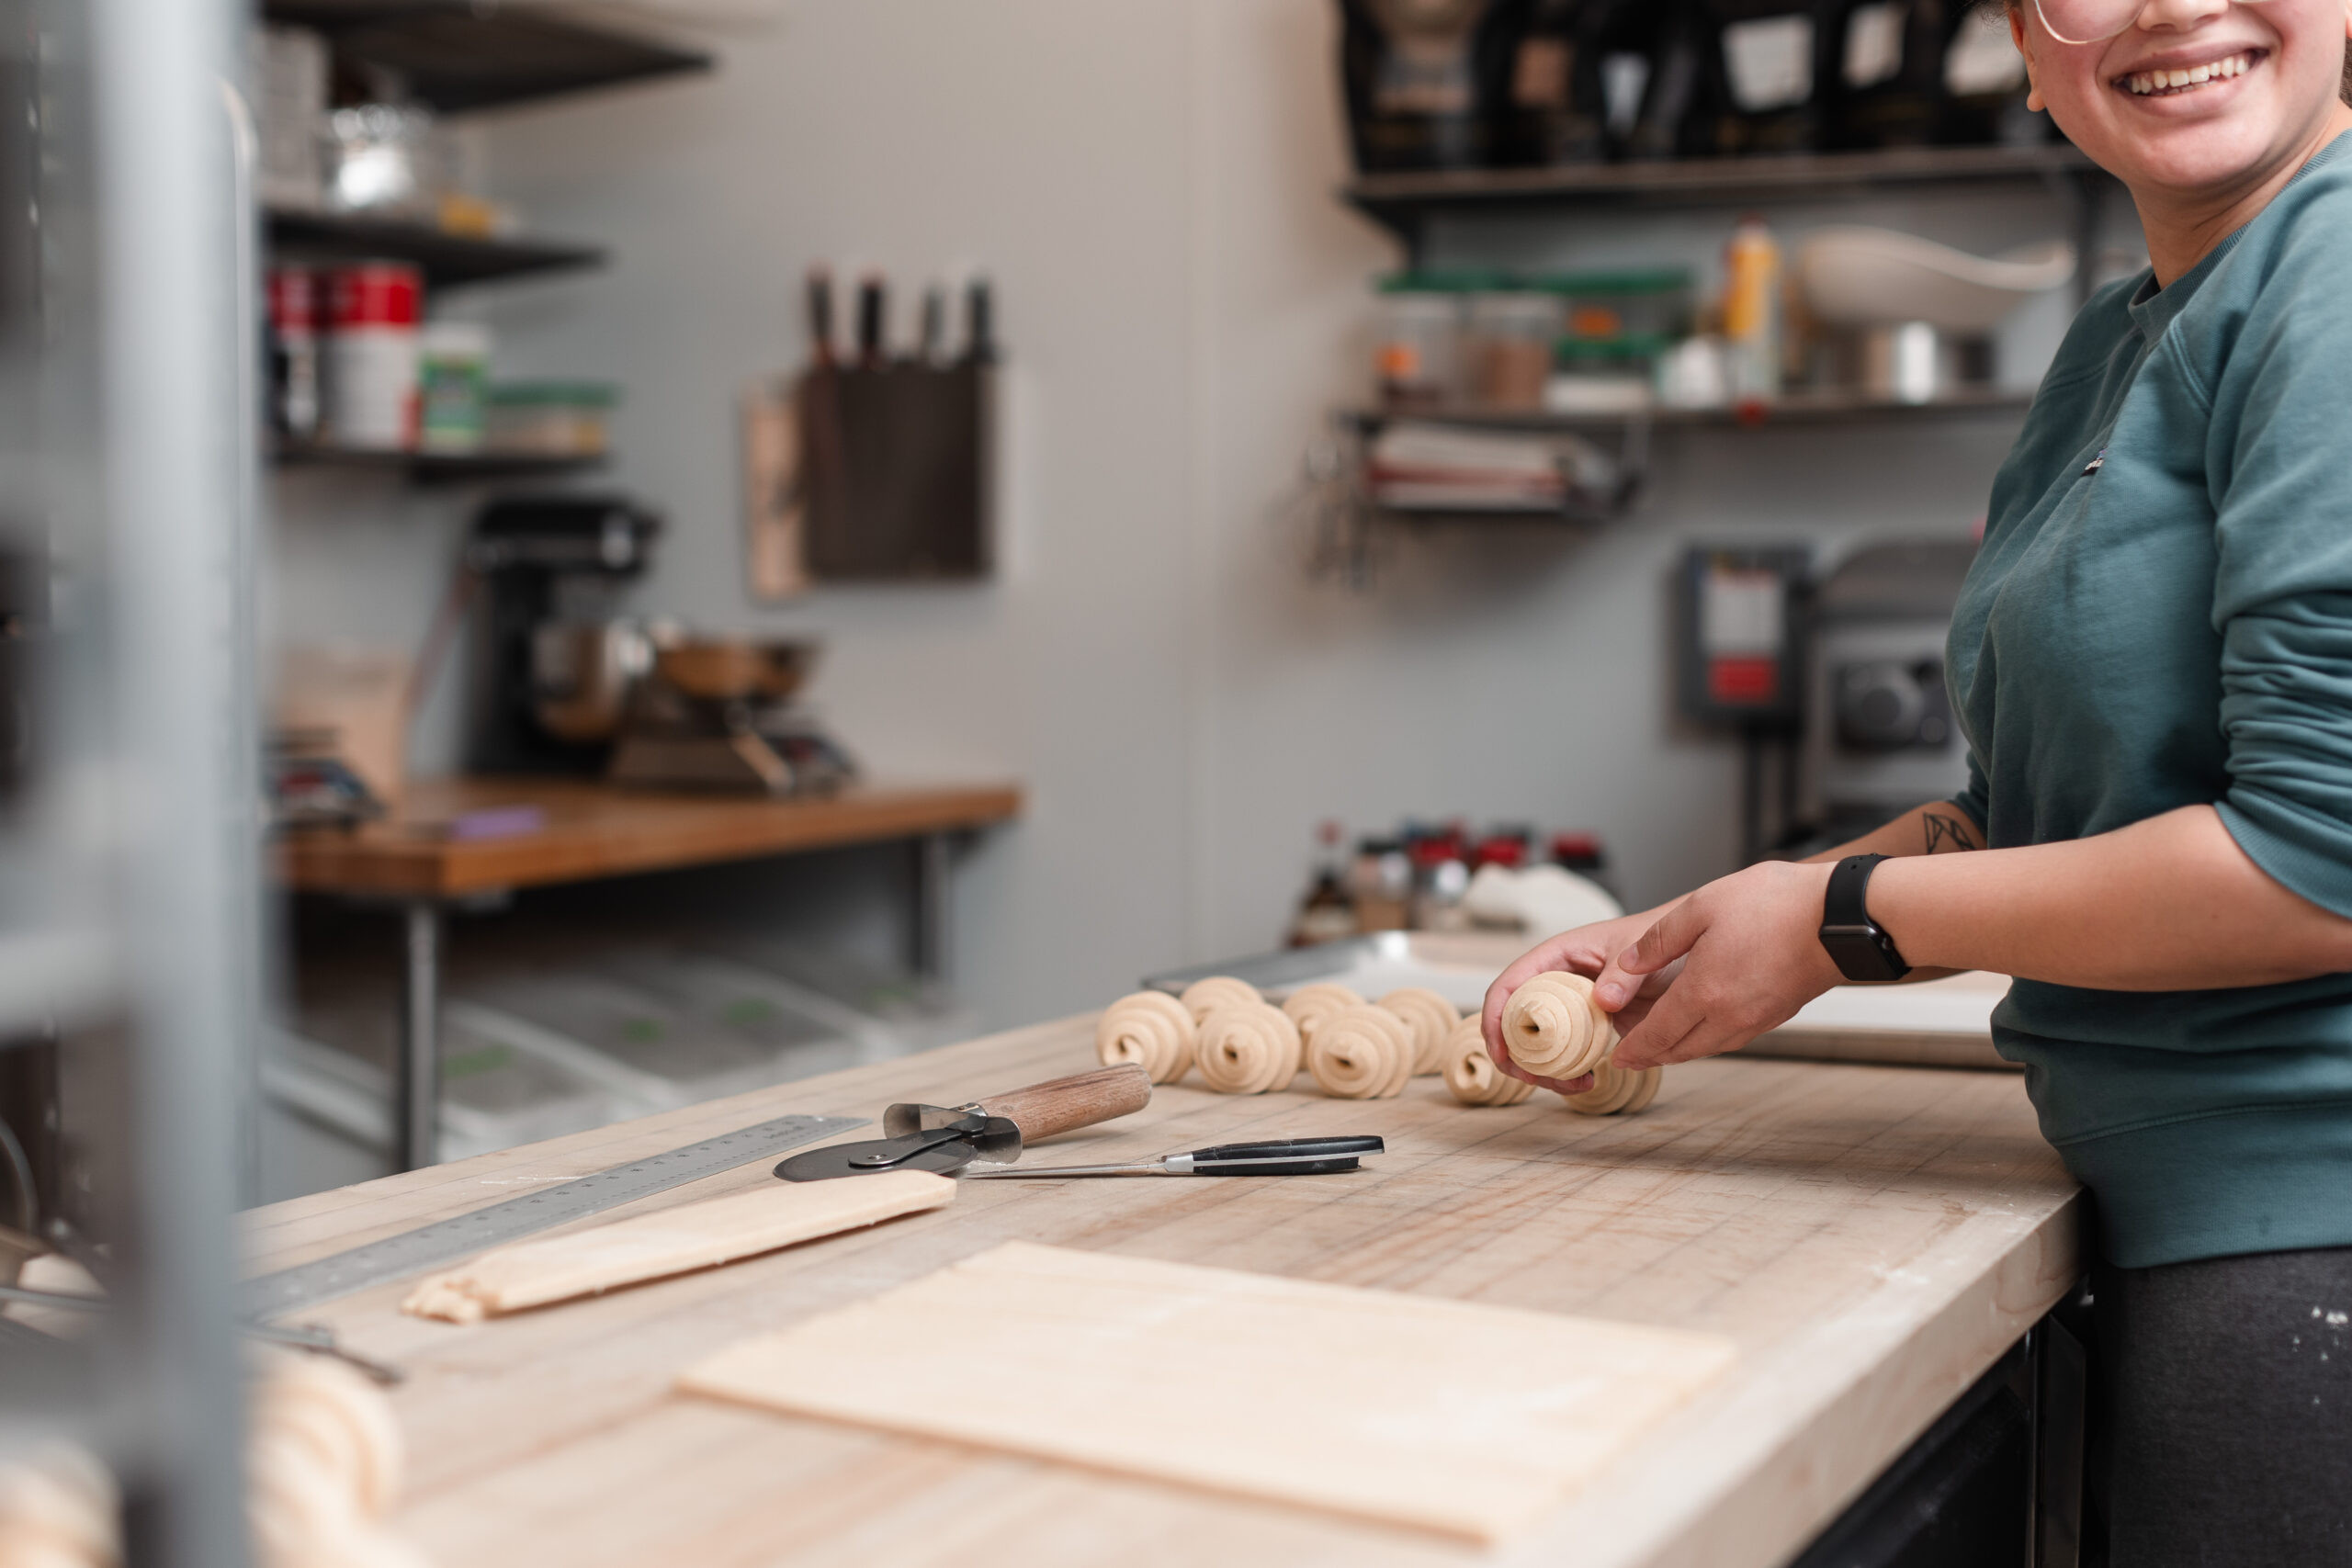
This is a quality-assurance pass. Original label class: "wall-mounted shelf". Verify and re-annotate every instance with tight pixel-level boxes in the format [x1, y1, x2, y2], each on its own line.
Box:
[1351, 386, 2035, 435]
[261, 1, 714, 115]
[271, 443, 608, 485]
[1346, 142, 2113, 274]
[266, 209, 606, 290]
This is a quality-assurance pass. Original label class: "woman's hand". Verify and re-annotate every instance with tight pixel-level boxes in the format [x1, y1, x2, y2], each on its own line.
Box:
[1480, 909, 1680, 1094]
[1591, 860, 1845, 1070]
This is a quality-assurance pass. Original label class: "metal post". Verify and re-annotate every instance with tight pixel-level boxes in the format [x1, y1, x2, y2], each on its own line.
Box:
[396, 902, 442, 1170]
[86, 0, 253, 1554]
[910, 832, 950, 980]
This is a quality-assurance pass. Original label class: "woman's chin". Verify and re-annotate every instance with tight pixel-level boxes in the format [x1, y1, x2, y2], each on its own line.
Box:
[2079, 111, 2303, 195]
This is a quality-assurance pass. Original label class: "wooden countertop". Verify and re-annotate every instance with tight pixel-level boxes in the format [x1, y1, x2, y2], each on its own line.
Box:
[274, 778, 1024, 898]
[246, 1016, 2077, 1568]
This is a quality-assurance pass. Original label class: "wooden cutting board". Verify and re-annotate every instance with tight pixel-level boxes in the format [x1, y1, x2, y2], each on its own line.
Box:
[677, 1240, 1737, 1546]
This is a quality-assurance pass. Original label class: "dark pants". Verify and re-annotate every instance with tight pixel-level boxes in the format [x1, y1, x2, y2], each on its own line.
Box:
[2089, 1246, 2352, 1567]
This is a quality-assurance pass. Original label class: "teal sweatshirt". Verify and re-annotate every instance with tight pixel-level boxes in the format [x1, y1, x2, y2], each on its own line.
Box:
[1948, 132, 2352, 1268]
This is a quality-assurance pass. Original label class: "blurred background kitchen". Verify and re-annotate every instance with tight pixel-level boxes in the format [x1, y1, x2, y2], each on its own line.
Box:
[3, 0, 2139, 1240]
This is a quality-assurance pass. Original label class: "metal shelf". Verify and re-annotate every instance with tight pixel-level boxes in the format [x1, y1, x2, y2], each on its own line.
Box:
[261, 1, 713, 115]
[270, 444, 609, 484]
[266, 208, 605, 289]
[1344, 142, 2111, 265]
[1351, 386, 2035, 435]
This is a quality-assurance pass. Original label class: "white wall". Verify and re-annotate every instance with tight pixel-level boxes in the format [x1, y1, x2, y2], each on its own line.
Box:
[268, 0, 2124, 1029]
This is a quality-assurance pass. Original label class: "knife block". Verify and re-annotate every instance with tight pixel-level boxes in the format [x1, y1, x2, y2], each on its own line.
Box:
[797, 360, 993, 582]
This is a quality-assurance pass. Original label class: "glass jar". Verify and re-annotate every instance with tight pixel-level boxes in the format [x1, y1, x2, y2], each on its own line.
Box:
[1466, 291, 1563, 412]
[1374, 284, 1463, 411]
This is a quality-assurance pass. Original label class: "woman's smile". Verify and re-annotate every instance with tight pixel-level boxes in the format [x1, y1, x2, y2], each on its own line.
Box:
[2116, 44, 2267, 96]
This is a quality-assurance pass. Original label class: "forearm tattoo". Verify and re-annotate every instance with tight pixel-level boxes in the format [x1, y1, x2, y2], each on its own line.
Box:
[1922, 812, 1981, 853]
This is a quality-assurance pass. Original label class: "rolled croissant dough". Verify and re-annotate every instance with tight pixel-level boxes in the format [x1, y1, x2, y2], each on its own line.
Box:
[401, 1169, 956, 1323]
[1280, 982, 1362, 1045]
[1306, 1004, 1414, 1100]
[1179, 976, 1261, 1021]
[1440, 1016, 1536, 1106]
[1193, 1001, 1303, 1095]
[1377, 987, 1460, 1076]
[1500, 971, 1618, 1080]
[1095, 990, 1196, 1084]
[678, 1240, 1738, 1545]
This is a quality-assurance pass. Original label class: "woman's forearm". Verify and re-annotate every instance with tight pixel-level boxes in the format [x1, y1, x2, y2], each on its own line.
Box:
[1867, 804, 2352, 990]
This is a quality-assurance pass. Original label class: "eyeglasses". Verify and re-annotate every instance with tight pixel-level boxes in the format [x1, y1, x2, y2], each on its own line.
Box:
[2032, 0, 2275, 46]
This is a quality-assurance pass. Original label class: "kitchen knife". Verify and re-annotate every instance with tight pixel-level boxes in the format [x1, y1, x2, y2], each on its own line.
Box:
[962, 1135, 1385, 1179]
[775, 1064, 1151, 1181]
[855, 273, 886, 368]
[806, 265, 836, 367]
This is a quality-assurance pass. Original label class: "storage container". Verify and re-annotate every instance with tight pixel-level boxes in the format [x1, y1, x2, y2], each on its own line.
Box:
[485, 381, 616, 456]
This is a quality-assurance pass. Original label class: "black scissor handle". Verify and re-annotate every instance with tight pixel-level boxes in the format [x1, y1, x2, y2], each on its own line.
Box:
[1185, 1135, 1385, 1176]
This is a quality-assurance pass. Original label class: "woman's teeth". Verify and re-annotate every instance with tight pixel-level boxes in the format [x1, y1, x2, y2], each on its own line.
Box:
[2123, 51, 2254, 95]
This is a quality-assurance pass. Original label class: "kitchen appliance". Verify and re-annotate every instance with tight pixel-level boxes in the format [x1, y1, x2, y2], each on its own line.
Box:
[772, 1066, 1152, 1182]
[1797, 538, 1976, 842]
[466, 493, 663, 774]
[605, 636, 854, 795]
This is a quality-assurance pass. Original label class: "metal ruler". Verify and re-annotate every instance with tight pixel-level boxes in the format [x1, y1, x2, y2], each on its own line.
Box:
[242, 1112, 863, 1321]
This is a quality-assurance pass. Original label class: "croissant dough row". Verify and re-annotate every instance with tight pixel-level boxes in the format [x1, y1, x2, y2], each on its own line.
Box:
[1093, 973, 1659, 1113]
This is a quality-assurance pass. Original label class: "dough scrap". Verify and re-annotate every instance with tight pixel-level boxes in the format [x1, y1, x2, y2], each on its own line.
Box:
[1280, 982, 1363, 1047]
[1306, 1005, 1415, 1100]
[1499, 972, 1617, 1081]
[1095, 991, 1196, 1084]
[1193, 1002, 1303, 1095]
[401, 1169, 956, 1324]
[1565, 1060, 1664, 1117]
[1440, 1016, 1535, 1106]
[1178, 976, 1261, 1021]
[1378, 987, 1461, 1076]
[247, 1355, 431, 1568]
[0, 1445, 118, 1568]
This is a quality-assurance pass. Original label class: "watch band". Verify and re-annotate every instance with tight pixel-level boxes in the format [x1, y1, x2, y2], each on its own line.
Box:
[1818, 853, 1912, 983]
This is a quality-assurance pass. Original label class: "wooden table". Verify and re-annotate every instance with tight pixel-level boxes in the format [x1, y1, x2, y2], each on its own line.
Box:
[275, 778, 1023, 1169]
[247, 1016, 2081, 1568]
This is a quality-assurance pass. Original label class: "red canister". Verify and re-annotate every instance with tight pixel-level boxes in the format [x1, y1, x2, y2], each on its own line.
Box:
[323, 262, 422, 450]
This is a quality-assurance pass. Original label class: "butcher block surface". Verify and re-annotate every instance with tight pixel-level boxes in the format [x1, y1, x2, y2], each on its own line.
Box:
[244, 1014, 2080, 1568]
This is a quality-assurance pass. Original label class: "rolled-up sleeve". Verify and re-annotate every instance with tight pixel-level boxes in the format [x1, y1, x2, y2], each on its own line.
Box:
[1948, 752, 1990, 835]
[2205, 217, 2352, 918]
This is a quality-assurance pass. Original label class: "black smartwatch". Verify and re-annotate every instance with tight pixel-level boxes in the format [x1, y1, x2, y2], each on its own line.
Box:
[1818, 854, 1912, 983]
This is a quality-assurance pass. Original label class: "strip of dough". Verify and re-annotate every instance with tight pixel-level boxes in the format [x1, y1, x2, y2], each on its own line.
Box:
[1566, 1060, 1663, 1116]
[1499, 972, 1617, 1081]
[1379, 987, 1460, 1076]
[1096, 991, 1196, 1084]
[1306, 1005, 1414, 1100]
[1179, 976, 1261, 1021]
[401, 1169, 956, 1324]
[1193, 1002, 1303, 1095]
[1280, 982, 1362, 1046]
[1440, 1015, 1536, 1106]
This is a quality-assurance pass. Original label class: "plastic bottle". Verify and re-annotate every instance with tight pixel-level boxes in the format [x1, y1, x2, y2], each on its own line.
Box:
[1721, 216, 1783, 408]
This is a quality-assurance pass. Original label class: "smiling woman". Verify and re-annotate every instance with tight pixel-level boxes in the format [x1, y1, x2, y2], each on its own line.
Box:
[1482, 0, 2352, 1556]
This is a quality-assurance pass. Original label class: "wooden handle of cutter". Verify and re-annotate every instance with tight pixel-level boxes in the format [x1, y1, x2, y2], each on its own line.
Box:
[977, 1064, 1151, 1142]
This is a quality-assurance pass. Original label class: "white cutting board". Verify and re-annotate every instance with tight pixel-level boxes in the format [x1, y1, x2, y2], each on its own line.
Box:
[678, 1240, 1737, 1545]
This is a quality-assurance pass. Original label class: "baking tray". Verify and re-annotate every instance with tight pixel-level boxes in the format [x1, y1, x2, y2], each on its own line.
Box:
[1146, 931, 2015, 1072]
